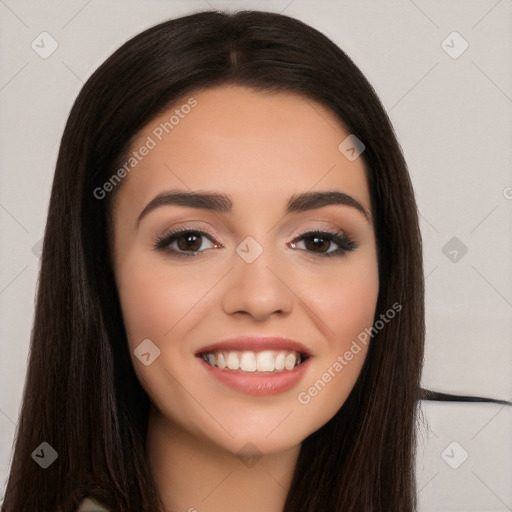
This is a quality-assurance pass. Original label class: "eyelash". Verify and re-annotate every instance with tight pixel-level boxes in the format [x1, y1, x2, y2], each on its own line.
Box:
[154, 228, 357, 259]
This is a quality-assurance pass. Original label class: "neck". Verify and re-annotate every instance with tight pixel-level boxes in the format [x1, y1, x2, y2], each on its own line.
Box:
[146, 405, 300, 512]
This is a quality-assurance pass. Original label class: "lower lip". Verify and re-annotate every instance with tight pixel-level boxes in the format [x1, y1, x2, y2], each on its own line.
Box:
[197, 357, 311, 396]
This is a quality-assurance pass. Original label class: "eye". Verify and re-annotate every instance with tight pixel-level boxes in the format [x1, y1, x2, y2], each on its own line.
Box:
[154, 228, 357, 259]
[154, 229, 221, 258]
[289, 230, 356, 257]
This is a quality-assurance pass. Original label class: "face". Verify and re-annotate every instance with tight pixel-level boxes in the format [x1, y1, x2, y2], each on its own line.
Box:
[111, 84, 379, 456]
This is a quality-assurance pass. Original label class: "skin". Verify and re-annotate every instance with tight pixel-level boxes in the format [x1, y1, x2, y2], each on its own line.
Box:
[111, 84, 379, 512]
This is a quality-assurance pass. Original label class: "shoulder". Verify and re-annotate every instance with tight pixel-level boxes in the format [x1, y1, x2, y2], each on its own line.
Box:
[77, 496, 111, 512]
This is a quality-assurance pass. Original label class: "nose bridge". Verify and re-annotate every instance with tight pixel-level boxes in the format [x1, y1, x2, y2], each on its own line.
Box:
[220, 232, 294, 318]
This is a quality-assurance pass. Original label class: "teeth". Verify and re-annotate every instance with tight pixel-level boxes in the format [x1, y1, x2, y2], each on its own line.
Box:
[285, 353, 297, 370]
[256, 350, 274, 372]
[200, 350, 304, 373]
[226, 352, 240, 370]
[240, 352, 257, 372]
[217, 352, 227, 369]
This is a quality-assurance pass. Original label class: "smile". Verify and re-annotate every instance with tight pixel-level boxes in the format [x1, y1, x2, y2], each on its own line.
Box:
[199, 349, 305, 373]
[195, 336, 313, 396]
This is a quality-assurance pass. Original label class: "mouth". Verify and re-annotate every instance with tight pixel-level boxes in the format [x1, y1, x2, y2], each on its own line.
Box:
[195, 337, 313, 396]
[197, 349, 309, 373]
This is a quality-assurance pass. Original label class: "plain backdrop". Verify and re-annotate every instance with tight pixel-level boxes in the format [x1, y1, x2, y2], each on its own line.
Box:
[0, 1, 511, 510]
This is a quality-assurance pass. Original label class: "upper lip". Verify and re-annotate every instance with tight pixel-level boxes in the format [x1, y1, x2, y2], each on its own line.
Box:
[195, 336, 313, 358]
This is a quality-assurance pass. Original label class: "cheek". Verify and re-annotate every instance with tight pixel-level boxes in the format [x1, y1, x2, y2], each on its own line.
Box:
[115, 258, 211, 424]
[117, 270, 169, 346]
[116, 256, 207, 347]
[330, 271, 379, 349]
[300, 252, 380, 349]
[293, 252, 379, 420]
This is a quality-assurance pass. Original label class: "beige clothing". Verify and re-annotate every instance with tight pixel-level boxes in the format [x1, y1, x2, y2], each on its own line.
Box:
[77, 496, 110, 512]
[0, 496, 110, 511]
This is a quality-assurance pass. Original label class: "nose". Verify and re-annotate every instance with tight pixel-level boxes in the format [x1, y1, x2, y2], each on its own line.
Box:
[220, 240, 294, 321]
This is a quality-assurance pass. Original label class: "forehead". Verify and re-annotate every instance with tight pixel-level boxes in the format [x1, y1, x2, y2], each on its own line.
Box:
[115, 84, 371, 218]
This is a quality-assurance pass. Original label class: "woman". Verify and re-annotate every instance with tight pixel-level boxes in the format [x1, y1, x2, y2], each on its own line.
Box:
[2, 9, 508, 512]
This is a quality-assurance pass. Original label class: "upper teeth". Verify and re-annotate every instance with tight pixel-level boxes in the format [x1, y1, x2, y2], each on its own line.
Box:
[201, 350, 303, 372]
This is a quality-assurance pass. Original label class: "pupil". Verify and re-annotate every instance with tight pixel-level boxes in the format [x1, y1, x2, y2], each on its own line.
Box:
[307, 235, 328, 252]
[178, 233, 201, 251]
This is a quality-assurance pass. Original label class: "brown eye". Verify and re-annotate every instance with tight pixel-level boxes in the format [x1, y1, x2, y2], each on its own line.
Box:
[175, 232, 203, 252]
[303, 234, 331, 253]
[155, 229, 219, 257]
[290, 230, 356, 257]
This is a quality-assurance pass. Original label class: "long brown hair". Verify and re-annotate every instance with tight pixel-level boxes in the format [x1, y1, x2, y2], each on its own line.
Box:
[2, 9, 487, 511]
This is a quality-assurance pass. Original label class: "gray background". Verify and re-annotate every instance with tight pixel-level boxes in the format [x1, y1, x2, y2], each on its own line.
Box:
[1, 0, 511, 510]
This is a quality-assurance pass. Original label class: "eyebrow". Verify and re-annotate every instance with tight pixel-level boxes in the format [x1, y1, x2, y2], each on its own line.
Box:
[136, 189, 370, 226]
